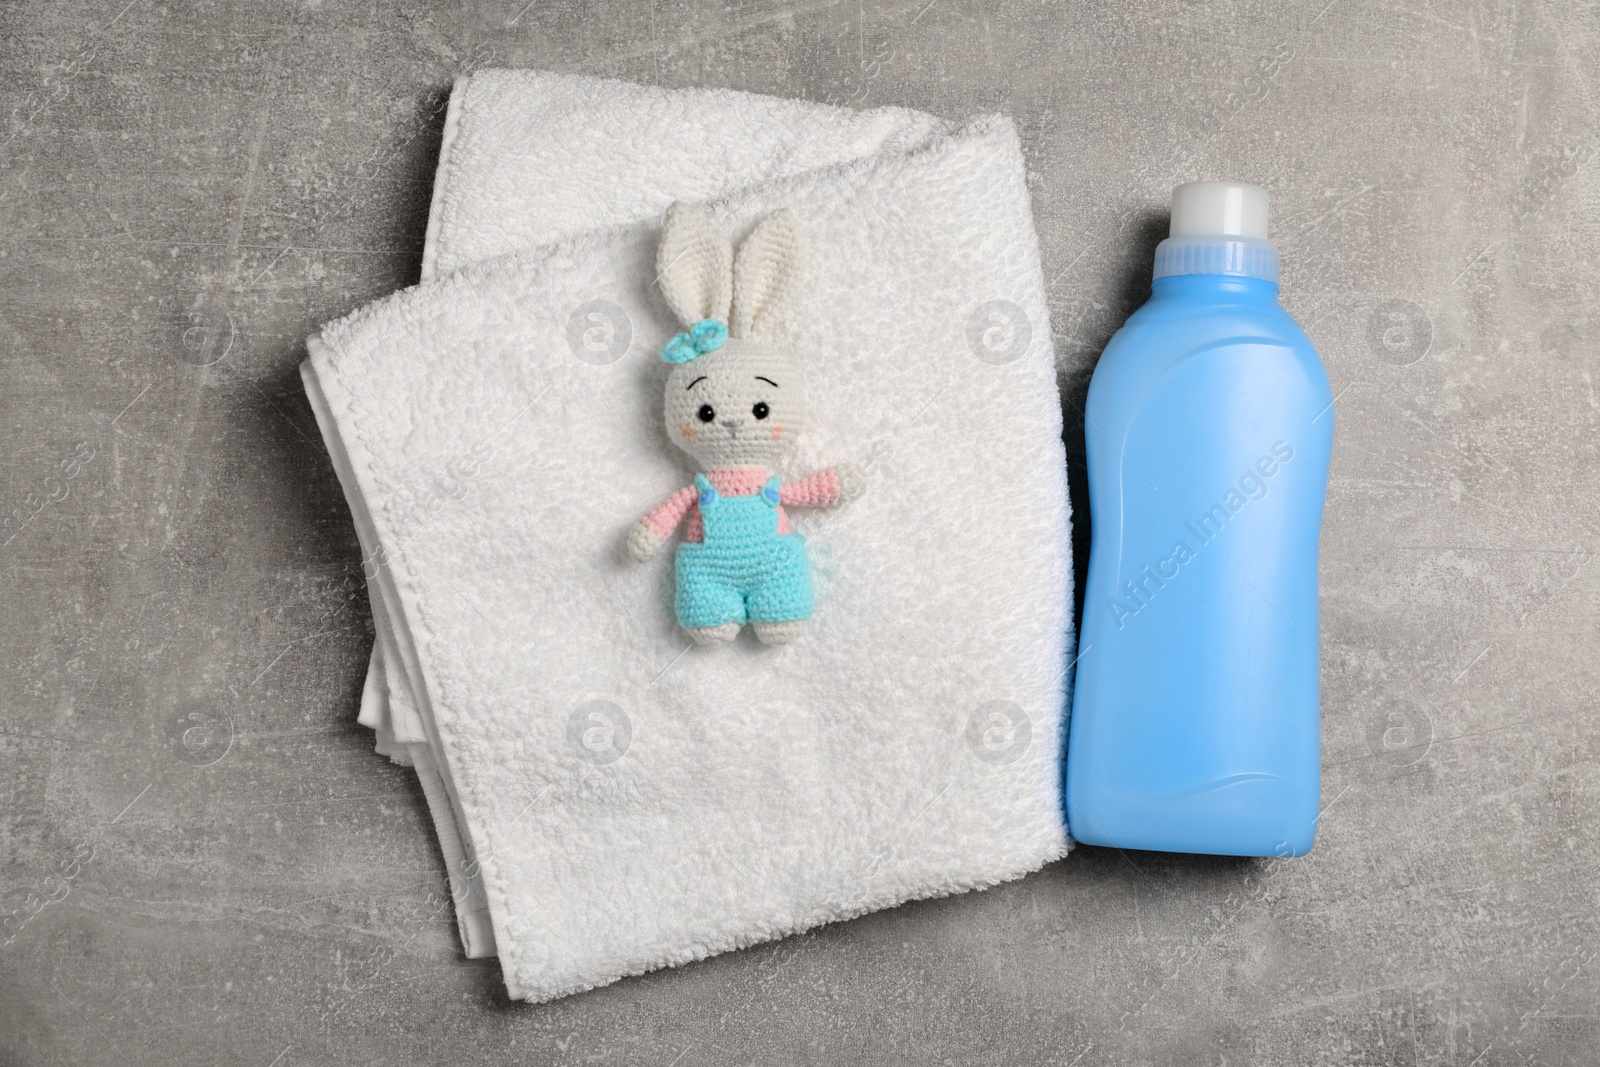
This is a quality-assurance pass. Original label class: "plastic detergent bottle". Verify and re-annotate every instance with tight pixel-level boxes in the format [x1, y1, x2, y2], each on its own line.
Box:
[1065, 181, 1333, 857]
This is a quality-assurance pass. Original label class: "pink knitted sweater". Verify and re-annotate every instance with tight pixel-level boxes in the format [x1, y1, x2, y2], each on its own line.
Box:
[641, 466, 846, 543]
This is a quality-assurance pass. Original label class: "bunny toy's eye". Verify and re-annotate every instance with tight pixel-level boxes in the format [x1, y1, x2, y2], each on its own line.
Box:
[752, 402, 770, 421]
[696, 404, 716, 423]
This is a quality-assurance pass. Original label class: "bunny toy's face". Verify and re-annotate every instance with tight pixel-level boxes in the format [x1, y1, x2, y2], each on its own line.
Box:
[654, 202, 807, 470]
[664, 341, 805, 469]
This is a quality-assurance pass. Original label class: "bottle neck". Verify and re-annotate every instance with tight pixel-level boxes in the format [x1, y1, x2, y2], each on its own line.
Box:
[1150, 273, 1281, 302]
[1152, 234, 1279, 284]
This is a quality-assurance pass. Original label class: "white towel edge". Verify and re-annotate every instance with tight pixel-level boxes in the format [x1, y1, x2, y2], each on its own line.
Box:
[512, 841, 1072, 1004]
[419, 73, 469, 284]
[302, 354, 498, 959]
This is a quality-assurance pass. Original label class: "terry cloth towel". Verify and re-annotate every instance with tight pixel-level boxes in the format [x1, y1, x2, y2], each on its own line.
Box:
[349, 73, 962, 962]
[302, 70, 1075, 1003]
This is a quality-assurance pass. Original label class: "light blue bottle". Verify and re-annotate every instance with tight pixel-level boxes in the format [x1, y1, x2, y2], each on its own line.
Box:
[1065, 182, 1333, 857]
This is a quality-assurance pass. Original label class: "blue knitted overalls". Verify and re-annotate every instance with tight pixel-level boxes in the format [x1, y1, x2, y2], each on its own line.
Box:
[675, 473, 815, 629]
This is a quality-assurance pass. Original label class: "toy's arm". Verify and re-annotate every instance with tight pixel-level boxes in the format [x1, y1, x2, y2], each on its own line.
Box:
[629, 486, 696, 561]
[781, 463, 867, 508]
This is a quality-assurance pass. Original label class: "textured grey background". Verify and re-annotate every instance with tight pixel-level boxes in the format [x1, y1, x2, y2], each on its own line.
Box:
[2, 0, 1597, 1063]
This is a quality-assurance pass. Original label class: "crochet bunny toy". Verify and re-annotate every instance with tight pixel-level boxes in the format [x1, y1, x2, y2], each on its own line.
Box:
[628, 204, 865, 646]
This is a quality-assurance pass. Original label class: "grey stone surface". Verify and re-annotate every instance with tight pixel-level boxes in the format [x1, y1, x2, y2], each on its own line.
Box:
[2, 0, 1597, 1063]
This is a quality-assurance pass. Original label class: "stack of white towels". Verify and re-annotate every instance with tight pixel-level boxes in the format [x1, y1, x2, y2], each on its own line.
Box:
[302, 69, 1075, 1003]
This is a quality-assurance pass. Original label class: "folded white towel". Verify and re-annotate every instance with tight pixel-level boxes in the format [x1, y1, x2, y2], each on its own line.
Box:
[305, 70, 1075, 1003]
[354, 71, 965, 961]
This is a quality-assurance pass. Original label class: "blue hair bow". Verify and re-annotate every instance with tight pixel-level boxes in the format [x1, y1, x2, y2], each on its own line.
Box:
[660, 318, 728, 364]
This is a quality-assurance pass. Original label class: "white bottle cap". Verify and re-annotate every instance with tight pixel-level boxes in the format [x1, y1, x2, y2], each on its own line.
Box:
[1169, 181, 1269, 239]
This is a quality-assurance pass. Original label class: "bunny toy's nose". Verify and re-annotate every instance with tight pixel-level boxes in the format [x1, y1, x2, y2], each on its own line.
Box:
[719, 418, 745, 430]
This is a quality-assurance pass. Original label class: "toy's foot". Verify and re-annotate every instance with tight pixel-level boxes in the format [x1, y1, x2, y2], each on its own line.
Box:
[753, 620, 805, 645]
[687, 622, 740, 646]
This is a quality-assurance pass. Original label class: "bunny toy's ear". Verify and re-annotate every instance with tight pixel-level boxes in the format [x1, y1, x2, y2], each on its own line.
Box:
[657, 203, 733, 328]
[731, 210, 803, 340]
